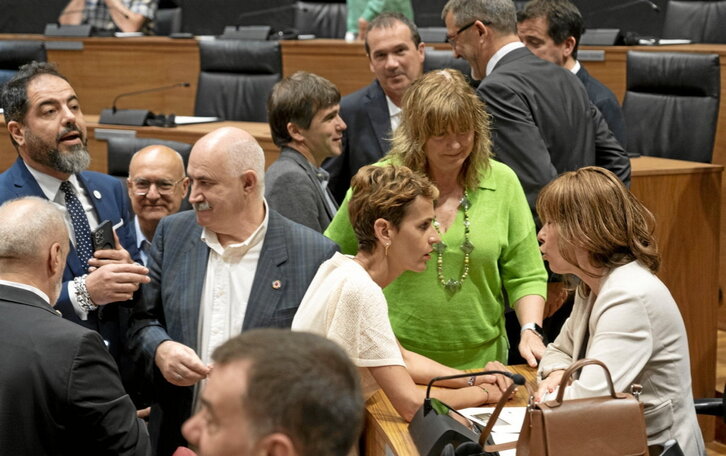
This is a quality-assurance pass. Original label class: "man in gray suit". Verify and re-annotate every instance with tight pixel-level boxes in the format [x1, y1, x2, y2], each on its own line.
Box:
[442, 0, 630, 213]
[129, 127, 338, 455]
[265, 71, 346, 232]
[324, 12, 425, 203]
[517, 0, 626, 146]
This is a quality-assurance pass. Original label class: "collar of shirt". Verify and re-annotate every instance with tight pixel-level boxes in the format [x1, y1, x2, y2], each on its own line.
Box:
[201, 200, 270, 261]
[23, 161, 82, 203]
[134, 216, 149, 248]
[0, 279, 52, 306]
[386, 95, 402, 132]
[486, 41, 525, 77]
[316, 167, 331, 187]
[570, 60, 581, 75]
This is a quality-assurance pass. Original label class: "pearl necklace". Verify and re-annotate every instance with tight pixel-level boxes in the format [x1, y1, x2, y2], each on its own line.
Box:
[432, 190, 474, 293]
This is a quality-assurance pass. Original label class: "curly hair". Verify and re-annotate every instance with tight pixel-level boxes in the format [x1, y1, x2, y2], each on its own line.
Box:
[536, 166, 660, 293]
[349, 165, 439, 253]
[388, 69, 492, 191]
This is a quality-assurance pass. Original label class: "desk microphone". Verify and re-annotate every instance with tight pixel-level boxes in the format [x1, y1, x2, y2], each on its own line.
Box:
[99, 82, 190, 126]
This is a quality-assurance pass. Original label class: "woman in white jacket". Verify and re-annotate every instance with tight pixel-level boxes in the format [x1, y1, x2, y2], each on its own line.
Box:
[535, 166, 704, 455]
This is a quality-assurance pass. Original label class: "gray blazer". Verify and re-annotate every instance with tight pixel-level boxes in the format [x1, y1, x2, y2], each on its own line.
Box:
[128, 208, 338, 455]
[265, 146, 337, 233]
[324, 79, 391, 204]
[478, 47, 631, 213]
[539, 262, 705, 455]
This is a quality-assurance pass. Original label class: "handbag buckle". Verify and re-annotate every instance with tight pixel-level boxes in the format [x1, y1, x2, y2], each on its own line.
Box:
[630, 383, 643, 401]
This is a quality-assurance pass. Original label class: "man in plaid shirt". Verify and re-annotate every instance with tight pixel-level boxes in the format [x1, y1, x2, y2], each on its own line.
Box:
[59, 0, 158, 35]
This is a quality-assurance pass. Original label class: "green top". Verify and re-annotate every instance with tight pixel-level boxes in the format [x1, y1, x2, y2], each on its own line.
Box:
[324, 159, 547, 369]
[346, 0, 414, 35]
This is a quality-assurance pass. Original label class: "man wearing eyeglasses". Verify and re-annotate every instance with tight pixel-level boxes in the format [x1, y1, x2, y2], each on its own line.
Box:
[127, 145, 189, 265]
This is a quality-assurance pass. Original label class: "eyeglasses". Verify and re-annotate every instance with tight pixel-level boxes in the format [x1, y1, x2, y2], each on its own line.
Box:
[130, 177, 185, 196]
[445, 20, 491, 47]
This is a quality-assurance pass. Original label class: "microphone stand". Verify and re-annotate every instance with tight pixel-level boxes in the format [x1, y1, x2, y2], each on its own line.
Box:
[99, 82, 190, 127]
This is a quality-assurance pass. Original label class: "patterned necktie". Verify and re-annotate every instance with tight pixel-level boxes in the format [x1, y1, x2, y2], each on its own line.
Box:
[60, 181, 93, 272]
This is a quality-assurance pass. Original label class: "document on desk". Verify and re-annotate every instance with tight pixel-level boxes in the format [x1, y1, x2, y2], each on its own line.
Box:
[459, 406, 526, 456]
[174, 116, 221, 125]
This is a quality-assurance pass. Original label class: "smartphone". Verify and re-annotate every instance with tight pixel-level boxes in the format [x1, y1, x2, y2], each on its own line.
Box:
[92, 220, 114, 251]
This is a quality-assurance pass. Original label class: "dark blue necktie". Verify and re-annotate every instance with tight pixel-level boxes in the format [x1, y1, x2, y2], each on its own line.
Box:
[60, 181, 93, 272]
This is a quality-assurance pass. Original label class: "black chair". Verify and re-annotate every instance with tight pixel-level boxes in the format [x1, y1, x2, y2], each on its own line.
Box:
[423, 48, 479, 88]
[154, 7, 182, 36]
[662, 1, 726, 44]
[621, 51, 720, 163]
[106, 136, 193, 211]
[0, 40, 46, 86]
[194, 39, 281, 122]
[294, 1, 347, 38]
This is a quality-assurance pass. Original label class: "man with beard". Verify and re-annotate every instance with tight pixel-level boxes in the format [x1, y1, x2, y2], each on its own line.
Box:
[0, 62, 149, 399]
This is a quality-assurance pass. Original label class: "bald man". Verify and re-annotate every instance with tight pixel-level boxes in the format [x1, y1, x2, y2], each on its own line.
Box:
[127, 145, 189, 265]
[0, 197, 149, 455]
[129, 127, 338, 455]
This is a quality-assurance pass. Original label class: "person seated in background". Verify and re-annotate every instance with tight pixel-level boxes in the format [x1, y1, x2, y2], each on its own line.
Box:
[128, 145, 189, 265]
[517, 0, 626, 146]
[182, 329, 364, 456]
[325, 69, 548, 370]
[59, 0, 158, 34]
[0, 197, 149, 456]
[294, 165, 509, 422]
[265, 71, 345, 233]
[346, 0, 413, 41]
[535, 166, 705, 455]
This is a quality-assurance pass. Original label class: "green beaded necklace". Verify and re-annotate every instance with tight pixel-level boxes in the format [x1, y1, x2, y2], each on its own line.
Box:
[432, 190, 474, 293]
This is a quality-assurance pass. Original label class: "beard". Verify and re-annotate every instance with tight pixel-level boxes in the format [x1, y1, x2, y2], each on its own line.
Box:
[25, 125, 90, 175]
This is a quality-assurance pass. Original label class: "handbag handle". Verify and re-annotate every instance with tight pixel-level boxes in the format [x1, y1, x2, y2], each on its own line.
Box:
[551, 358, 624, 405]
[478, 381, 520, 450]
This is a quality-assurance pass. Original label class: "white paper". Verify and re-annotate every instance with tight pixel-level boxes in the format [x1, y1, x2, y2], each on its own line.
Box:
[459, 406, 526, 434]
[658, 39, 692, 45]
[173, 116, 221, 125]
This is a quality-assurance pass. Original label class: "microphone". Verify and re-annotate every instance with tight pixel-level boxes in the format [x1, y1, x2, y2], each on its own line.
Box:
[410, 369, 526, 456]
[99, 82, 190, 127]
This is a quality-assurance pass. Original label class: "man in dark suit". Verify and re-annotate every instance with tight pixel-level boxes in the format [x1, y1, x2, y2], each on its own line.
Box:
[265, 71, 346, 232]
[442, 0, 631, 213]
[324, 12, 425, 203]
[517, 0, 626, 146]
[129, 126, 338, 455]
[0, 62, 149, 395]
[0, 197, 149, 456]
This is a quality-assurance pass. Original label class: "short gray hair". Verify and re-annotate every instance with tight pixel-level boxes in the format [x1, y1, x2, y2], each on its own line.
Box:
[0, 197, 67, 261]
[442, 0, 517, 35]
[226, 136, 266, 192]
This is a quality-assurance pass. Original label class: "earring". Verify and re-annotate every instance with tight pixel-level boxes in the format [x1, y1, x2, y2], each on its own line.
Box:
[384, 242, 390, 257]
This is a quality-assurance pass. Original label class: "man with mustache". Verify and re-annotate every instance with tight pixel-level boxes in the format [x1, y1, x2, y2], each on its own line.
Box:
[324, 12, 424, 203]
[127, 145, 190, 265]
[0, 61, 149, 399]
[129, 126, 338, 455]
[265, 71, 346, 233]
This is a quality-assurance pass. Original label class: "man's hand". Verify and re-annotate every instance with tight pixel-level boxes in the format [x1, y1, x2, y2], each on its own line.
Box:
[535, 369, 565, 402]
[519, 330, 546, 368]
[155, 341, 211, 387]
[85, 263, 149, 305]
[88, 229, 133, 268]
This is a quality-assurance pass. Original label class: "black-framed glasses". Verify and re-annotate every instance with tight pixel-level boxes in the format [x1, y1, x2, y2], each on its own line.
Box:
[130, 177, 185, 196]
[445, 20, 491, 47]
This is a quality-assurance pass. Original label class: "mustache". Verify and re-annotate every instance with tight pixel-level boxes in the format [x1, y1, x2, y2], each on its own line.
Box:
[56, 124, 85, 143]
[193, 202, 211, 211]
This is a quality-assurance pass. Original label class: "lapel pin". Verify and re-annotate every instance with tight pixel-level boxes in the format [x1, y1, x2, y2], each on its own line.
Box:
[272, 280, 282, 289]
[93, 190, 102, 200]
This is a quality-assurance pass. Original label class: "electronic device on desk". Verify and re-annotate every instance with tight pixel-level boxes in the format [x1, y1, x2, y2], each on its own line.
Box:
[44, 23, 93, 37]
[99, 82, 191, 127]
[219, 25, 271, 40]
[408, 370, 525, 456]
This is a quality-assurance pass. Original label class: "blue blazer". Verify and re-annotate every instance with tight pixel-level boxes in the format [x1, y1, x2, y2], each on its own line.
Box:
[576, 65, 627, 147]
[0, 157, 139, 365]
[324, 79, 392, 203]
[129, 208, 338, 455]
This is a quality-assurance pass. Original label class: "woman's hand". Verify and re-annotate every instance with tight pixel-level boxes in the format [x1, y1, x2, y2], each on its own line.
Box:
[535, 369, 565, 402]
[480, 360, 513, 393]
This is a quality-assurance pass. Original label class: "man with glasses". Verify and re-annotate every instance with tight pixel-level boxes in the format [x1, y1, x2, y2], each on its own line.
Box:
[127, 145, 189, 265]
[0, 62, 148, 398]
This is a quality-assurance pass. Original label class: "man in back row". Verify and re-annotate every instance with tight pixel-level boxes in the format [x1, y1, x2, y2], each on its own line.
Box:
[517, 0, 626, 146]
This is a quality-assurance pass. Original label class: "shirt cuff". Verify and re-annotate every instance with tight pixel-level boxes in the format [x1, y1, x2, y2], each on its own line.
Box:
[68, 280, 89, 321]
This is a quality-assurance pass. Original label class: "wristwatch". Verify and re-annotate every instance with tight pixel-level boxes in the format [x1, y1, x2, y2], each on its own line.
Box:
[520, 322, 544, 339]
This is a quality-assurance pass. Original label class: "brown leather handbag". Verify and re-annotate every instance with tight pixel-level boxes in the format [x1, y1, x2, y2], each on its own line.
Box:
[480, 358, 649, 456]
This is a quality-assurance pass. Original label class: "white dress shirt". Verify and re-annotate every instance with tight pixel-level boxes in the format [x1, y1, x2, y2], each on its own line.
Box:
[486, 41, 525, 77]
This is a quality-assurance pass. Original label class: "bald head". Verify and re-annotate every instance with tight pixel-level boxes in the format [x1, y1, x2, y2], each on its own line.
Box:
[0, 197, 68, 303]
[128, 144, 189, 241]
[192, 127, 265, 181]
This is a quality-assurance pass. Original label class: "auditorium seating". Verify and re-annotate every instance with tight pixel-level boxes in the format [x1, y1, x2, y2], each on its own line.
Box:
[154, 7, 183, 36]
[294, 1, 347, 38]
[662, 1, 726, 44]
[0, 40, 46, 86]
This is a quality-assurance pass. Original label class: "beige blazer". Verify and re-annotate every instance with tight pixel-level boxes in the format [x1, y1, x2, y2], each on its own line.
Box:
[538, 261, 705, 455]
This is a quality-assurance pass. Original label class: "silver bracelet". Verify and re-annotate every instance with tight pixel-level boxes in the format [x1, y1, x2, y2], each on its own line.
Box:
[73, 274, 98, 313]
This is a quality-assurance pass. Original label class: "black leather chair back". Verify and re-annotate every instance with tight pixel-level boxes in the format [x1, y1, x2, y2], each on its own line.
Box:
[194, 39, 281, 122]
[662, 1, 726, 44]
[423, 49, 479, 88]
[622, 51, 720, 163]
[106, 136, 193, 211]
[154, 7, 182, 36]
[0, 40, 46, 86]
[294, 1, 347, 38]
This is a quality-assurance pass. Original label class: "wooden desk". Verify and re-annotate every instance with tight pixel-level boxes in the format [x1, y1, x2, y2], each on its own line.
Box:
[365, 365, 537, 456]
